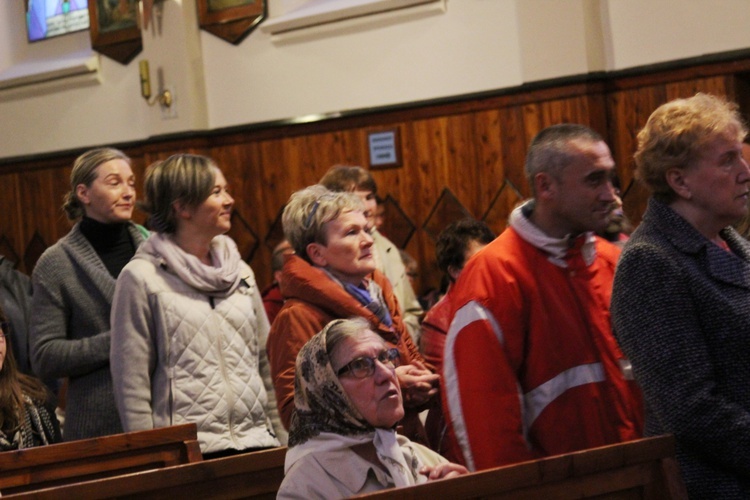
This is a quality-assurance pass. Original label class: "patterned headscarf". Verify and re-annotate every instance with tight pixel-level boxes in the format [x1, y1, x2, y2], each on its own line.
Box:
[288, 319, 373, 447]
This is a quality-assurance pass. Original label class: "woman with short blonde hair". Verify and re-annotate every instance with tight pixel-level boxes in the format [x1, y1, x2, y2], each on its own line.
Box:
[267, 185, 438, 446]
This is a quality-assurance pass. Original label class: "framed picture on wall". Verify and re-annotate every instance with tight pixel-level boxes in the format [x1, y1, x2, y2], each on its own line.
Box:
[196, 0, 265, 45]
[88, 0, 142, 64]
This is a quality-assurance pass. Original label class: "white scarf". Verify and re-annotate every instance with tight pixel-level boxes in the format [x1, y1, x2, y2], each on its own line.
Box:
[509, 200, 597, 267]
[139, 233, 243, 297]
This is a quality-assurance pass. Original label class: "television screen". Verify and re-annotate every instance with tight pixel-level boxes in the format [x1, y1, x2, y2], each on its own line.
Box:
[26, 0, 90, 43]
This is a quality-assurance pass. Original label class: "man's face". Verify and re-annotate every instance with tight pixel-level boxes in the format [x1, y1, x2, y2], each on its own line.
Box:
[544, 140, 617, 237]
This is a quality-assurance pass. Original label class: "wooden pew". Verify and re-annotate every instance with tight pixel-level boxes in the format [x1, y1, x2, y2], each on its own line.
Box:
[3, 446, 287, 500]
[357, 435, 688, 499]
[0, 423, 202, 495]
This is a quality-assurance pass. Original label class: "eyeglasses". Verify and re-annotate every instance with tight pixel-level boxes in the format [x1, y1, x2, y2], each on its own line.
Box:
[337, 348, 400, 378]
[0, 322, 9, 342]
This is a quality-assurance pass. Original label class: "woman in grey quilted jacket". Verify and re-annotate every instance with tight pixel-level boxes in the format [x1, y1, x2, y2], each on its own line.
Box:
[110, 154, 286, 457]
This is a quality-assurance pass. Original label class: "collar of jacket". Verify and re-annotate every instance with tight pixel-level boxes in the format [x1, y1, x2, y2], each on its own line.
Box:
[643, 198, 750, 290]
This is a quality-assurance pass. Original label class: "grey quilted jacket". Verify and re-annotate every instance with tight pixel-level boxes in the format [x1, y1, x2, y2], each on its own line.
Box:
[111, 235, 285, 454]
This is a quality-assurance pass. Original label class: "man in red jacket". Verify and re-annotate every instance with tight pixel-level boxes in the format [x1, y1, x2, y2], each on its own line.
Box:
[442, 124, 643, 471]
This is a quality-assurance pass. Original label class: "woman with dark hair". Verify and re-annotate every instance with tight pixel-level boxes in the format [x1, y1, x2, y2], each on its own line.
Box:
[30, 147, 145, 440]
[0, 306, 59, 450]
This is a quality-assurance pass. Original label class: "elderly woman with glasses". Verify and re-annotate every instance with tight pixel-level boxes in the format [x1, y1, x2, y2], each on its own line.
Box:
[277, 318, 467, 499]
[267, 185, 438, 445]
[0, 306, 60, 450]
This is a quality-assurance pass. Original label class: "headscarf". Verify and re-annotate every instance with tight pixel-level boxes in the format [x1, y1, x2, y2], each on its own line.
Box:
[285, 320, 423, 487]
[288, 319, 372, 446]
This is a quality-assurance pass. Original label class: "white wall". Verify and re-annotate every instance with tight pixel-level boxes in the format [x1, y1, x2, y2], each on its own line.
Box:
[201, 1, 523, 129]
[1, 0, 749, 160]
[602, 0, 750, 70]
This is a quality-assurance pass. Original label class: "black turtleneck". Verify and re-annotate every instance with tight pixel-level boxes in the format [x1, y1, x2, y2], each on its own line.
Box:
[79, 216, 136, 278]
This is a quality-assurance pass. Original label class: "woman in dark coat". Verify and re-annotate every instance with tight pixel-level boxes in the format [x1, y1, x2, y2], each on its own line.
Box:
[611, 93, 750, 498]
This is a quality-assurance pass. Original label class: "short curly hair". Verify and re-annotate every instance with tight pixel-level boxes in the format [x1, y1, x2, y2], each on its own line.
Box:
[282, 185, 364, 263]
[435, 218, 495, 278]
[635, 93, 748, 203]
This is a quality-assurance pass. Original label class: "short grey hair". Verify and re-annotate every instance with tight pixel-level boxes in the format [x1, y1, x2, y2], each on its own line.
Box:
[525, 124, 604, 196]
[282, 185, 364, 263]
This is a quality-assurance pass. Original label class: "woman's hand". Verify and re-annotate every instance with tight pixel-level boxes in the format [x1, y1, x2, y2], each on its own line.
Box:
[395, 361, 439, 407]
[420, 462, 469, 480]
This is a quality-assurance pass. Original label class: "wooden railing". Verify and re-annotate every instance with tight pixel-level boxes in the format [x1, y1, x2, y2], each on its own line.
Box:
[0, 423, 202, 496]
[3, 446, 287, 500]
[356, 435, 687, 500]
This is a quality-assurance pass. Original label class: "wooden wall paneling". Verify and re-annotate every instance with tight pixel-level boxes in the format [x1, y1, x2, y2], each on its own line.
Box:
[0, 173, 22, 270]
[6, 55, 750, 282]
[214, 142, 270, 286]
[399, 117, 453, 295]
[606, 86, 667, 226]
[731, 72, 750, 126]
[498, 105, 531, 202]
[18, 167, 73, 272]
[664, 76, 730, 102]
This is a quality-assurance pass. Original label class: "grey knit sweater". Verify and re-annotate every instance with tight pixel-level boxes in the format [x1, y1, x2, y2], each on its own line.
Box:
[612, 199, 750, 498]
[30, 222, 145, 440]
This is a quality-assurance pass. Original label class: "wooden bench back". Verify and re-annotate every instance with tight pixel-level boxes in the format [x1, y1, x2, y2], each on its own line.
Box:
[356, 435, 688, 499]
[3, 446, 287, 500]
[0, 423, 202, 495]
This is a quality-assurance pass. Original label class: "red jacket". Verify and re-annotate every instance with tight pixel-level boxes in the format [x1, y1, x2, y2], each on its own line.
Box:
[267, 254, 426, 432]
[443, 226, 643, 471]
[261, 282, 284, 326]
[421, 286, 464, 462]
[420, 288, 452, 376]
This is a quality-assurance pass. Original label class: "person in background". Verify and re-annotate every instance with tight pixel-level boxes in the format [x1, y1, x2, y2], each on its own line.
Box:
[611, 93, 750, 498]
[419, 218, 495, 463]
[277, 318, 467, 499]
[443, 124, 643, 471]
[262, 239, 294, 325]
[111, 154, 285, 457]
[598, 187, 633, 246]
[30, 147, 145, 441]
[319, 166, 424, 345]
[0, 255, 33, 378]
[398, 249, 419, 293]
[267, 185, 437, 445]
[420, 218, 494, 463]
[420, 219, 495, 375]
[0, 305, 60, 450]
[374, 196, 386, 233]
